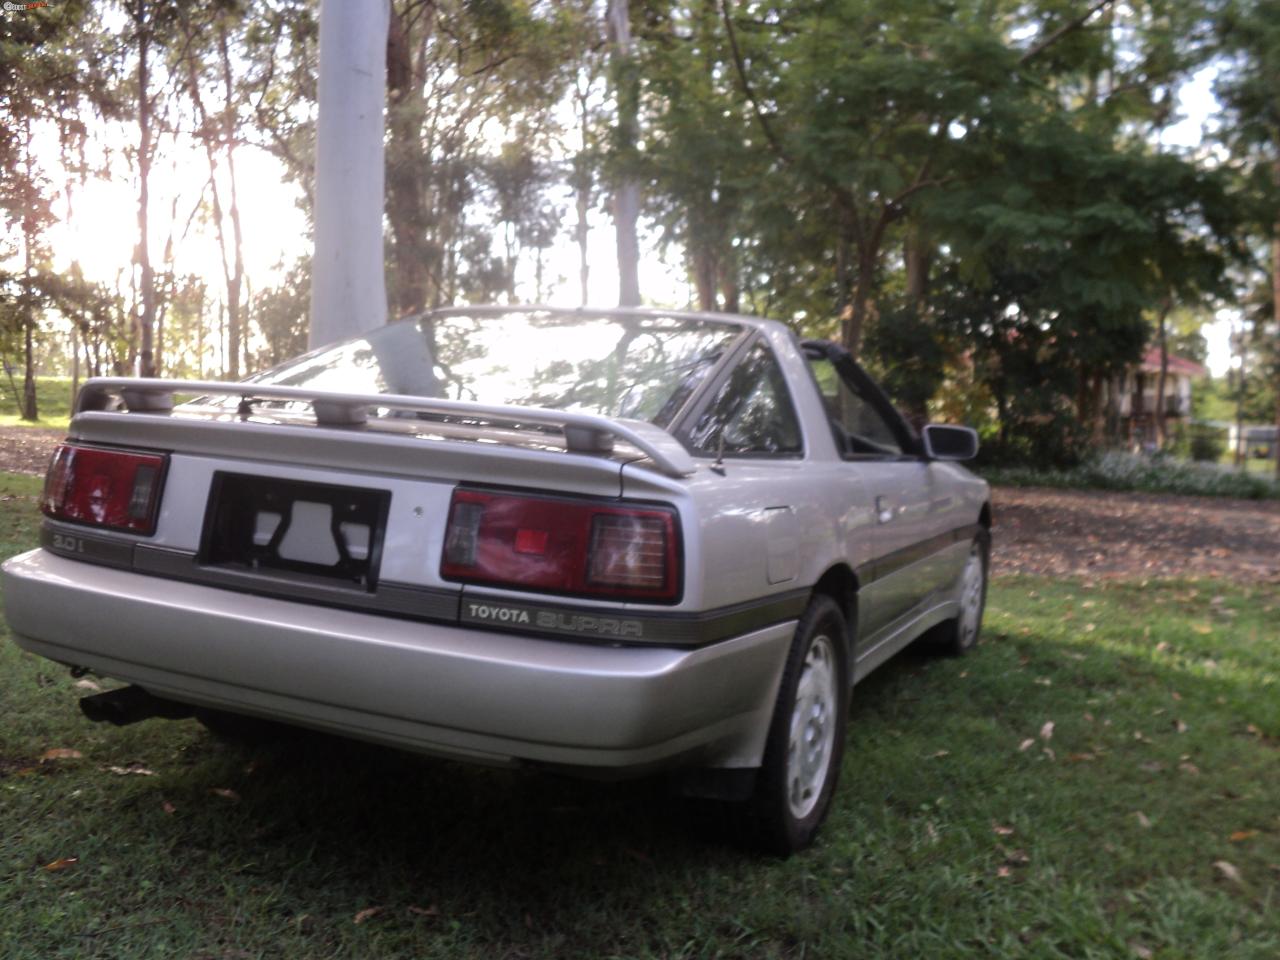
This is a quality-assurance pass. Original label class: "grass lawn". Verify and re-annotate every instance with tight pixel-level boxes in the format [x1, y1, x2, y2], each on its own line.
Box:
[0, 377, 74, 430]
[1, 472, 1277, 958]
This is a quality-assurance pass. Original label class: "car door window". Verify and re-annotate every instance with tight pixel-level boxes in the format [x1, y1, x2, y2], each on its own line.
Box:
[807, 355, 903, 458]
[686, 341, 802, 456]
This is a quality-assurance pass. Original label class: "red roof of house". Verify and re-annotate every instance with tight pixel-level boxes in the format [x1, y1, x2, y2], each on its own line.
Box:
[1139, 348, 1207, 378]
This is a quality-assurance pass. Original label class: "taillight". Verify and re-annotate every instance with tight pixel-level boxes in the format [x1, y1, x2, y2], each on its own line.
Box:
[42, 443, 168, 535]
[441, 489, 680, 602]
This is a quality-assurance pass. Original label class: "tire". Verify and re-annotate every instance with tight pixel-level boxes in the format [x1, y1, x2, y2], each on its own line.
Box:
[741, 594, 850, 856]
[937, 535, 989, 656]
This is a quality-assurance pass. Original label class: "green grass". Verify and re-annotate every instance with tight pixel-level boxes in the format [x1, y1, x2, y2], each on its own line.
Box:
[0, 376, 74, 430]
[2, 475, 1278, 958]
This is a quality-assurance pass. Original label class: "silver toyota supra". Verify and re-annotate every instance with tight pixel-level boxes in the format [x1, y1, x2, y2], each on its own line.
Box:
[1, 306, 990, 853]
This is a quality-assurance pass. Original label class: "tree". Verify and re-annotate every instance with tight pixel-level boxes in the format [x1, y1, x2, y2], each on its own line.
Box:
[0, 0, 107, 416]
[381, 0, 580, 317]
[177, 2, 251, 377]
[1214, 0, 1280, 475]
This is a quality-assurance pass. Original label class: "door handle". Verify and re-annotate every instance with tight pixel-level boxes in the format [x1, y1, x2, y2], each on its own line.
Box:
[876, 496, 894, 524]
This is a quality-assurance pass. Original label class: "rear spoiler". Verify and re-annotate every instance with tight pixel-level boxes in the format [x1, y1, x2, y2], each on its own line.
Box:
[75, 377, 697, 479]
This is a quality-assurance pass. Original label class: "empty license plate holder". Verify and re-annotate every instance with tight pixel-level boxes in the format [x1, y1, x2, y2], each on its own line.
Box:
[200, 472, 391, 591]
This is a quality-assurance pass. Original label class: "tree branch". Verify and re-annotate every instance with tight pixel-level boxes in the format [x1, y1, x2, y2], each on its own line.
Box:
[717, 0, 788, 164]
[1019, 0, 1114, 65]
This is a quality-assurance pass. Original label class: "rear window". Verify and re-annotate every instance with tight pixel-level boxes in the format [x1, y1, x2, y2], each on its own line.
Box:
[243, 310, 741, 429]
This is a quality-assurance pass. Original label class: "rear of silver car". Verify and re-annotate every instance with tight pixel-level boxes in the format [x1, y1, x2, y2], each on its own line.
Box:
[2, 309, 796, 776]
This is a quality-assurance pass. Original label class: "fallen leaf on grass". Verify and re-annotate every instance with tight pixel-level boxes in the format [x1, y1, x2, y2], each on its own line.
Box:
[1135, 812, 1152, 829]
[1039, 721, 1055, 742]
[407, 905, 439, 919]
[1066, 753, 1095, 763]
[1229, 830, 1258, 843]
[353, 907, 384, 925]
[1173, 719, 1188, 734]
[1139, 761, 1164, 774]
[42, 857, 78, 872]
[1178, 762, 1201, 776]
[1245, 724, 1263, 738]
[210, 788, 241, 803]
[107, 764, 154, 776]
[1002, 848, 1030, 866]
[39, 748, 82, 763]
[995, 865, 1013, 878]
[992, 824, 1016, 836]
[1128, 942, 1154, 959]
[1213, 860, 1242, 884]
[1018, 738, 1035, 752]
[161, 800, 176, 816]
[1192, 623, 1213, 635]
[929, 750, 950, 759]
[73, 678, 101, 692]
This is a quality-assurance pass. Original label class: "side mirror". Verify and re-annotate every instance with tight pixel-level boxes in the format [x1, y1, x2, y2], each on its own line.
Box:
[922, 424, 979, 462]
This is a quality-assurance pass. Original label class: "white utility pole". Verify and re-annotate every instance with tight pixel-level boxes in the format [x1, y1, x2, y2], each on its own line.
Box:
[309, 0, 390, 350]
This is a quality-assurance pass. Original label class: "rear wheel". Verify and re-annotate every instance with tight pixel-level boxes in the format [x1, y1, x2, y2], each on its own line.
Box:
[742, 595, 849, 855]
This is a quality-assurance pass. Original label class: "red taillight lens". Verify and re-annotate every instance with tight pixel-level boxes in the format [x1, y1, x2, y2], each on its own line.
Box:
[42, 443, 168, 535]
[441, 489, 680, 602]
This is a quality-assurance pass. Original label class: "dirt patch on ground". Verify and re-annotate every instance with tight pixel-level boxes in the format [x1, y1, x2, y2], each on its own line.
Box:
[0, 426, 62, 476]
[992, 486, 1280, 583]
[1, 426, 1276, 583]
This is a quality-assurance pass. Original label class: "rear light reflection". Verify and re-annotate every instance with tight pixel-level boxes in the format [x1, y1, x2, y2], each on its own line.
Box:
[42, 444, 168, 535]
[441, 489, 680, 602]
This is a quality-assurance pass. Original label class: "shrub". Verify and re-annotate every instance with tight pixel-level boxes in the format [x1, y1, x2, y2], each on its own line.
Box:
[980, 450, 1280, 500]
[1188, 424, 1227, 463]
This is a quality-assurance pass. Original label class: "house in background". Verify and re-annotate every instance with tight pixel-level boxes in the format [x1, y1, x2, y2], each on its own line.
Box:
[1103, 347, 1208, 449]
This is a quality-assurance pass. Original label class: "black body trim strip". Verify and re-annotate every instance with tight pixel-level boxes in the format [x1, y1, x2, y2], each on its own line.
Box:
[458, 587, 809, 645]
[855, 523, 985, 586]
[40, 520, 805, 648]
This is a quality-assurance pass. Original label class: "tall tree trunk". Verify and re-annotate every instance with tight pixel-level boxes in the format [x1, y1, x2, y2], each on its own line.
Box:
[721, 270, 739, 314]
[606, 0, 641, 306]
[71, 321, 80, 409]
[1155, 299, 1171, 450]
[692, 248, 717, 311]
[1234, 323, 1247, 468]
[136, 10, 157, 378]
[842, 245, 877, 359]
[1272, 218, 1279, 478]
[385, 3, 432, 318]
[904, 227, 931, 310]
[20, 118, 38, 421]
[574, 77, 591, 306]
[220, 24, 246, 377]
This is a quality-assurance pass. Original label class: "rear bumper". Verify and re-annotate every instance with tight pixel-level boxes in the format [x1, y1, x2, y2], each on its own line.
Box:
[1, 549, 793, 771]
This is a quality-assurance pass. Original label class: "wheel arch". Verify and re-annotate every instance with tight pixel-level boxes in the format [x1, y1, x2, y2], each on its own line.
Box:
[809, 563, 859, 661]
